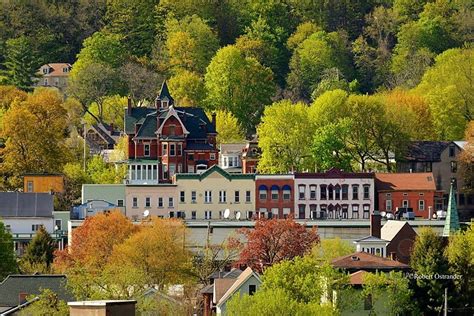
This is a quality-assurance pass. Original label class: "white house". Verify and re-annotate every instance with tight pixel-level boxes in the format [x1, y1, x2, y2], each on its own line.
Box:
[219, 143, 245, 173]
[215, 267, 262, 315]
[294, 168, 376, 220]
[0, 192, 64, 255]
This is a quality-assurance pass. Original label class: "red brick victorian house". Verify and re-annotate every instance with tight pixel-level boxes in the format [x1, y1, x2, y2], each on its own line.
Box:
[124, 81, 218, 184]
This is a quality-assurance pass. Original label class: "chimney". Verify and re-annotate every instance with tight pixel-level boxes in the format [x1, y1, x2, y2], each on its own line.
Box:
[127, 97, 132, 115]
[370, 210, 381, 238]
[390, 252, 397, 261]
[211, 112, 216, 129]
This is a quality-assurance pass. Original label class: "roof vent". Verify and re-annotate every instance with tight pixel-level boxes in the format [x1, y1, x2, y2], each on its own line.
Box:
[351, 256, 360, 261]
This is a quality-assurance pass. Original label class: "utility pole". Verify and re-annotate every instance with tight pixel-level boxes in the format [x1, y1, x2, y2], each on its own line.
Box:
[444, 287, 448, 316]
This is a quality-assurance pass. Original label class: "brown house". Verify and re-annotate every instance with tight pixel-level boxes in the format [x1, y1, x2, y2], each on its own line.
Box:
[381, 220, 417, 264]
[332, 251, 410, 273]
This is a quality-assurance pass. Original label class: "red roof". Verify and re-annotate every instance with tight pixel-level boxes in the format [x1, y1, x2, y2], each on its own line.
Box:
[375, 172, 436, 191]
[349, 270, 369, 285]
[332, 252, 409, 270]
[39, 63, 71, 77]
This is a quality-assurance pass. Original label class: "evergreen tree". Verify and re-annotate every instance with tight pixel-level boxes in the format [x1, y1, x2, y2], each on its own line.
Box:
[1, 36, 40, 91]
[22, 226, 55, 270]
[0, 221, 17, 279]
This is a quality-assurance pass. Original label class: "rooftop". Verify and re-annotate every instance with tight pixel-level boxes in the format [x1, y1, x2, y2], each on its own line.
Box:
[332, 251, 409, 271]
[381, 220, 414, 241]
[0, 192, 53, 218]
[0, 275, 72, 307]
[399, 141, 449, 162]
[375, 172, 436, 191]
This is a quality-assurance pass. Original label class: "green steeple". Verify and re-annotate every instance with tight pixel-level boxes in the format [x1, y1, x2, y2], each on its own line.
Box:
[442, 181, 460, 237]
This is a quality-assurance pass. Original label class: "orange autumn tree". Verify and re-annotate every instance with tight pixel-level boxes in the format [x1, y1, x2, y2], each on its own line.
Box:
[53, 211, 136, 299]
[232, 217, 319, 273]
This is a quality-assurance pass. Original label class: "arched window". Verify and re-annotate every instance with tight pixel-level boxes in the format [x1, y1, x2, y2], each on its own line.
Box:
[259, 185, 268, 200]
[271, 185, 279, 200]
[335, 184, 341, 200]
[282, 185, 291, 200]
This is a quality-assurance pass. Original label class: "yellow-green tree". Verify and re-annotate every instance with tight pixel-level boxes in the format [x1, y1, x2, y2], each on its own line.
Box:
[416, 47, 473, 140]
[257, 100, 314, 173]
[1, 88, 69, 187]
[205, 45, 275, 134]
[211, 110, 245, 145]
[168, 70, 206, 106]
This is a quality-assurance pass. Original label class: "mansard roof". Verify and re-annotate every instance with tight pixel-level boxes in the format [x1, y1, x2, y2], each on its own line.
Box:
[125, 106, 216, 139]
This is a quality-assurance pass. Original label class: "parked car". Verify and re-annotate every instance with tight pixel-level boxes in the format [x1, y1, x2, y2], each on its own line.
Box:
[436, 210, 447, 220]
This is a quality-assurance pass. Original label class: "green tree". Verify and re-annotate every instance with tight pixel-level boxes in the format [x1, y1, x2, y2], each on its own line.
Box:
[87, 155, 126, 184]
[68, 63, 126, 123]
[105, 0, 159, 57]
[83, 95, 127, 129]
[352, 6, 399, 92]
[0, 221, 17, 279]
[21, 226, 55, 273]
[168, 70, 206, 106]
[391, 0, 465, 87]
[311, 68, 350, 100]
[445, 223, 474, 309]
[19, 288, 68, 316]
[311, 237, 355, 264]
[311, 119, 354, 172]
[416, 47, 473, 140]
[410, 227, 452, 314]
[361, 271, 415, 315]
[72, 31, 126, 73]
[205, 46, 275, 134]
[1, 36, 40, 91]
[257, 100, 314, 173]
[120, 61, 162, 103]
[287, 30, 353, 100]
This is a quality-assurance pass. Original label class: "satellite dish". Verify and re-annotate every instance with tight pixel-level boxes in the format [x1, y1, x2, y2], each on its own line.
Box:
[223, 208, 230, 219]
[143, 210, 150, 217]
[236, 211, 241, 220]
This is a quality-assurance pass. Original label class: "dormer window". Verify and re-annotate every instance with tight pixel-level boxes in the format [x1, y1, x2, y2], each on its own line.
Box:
[162, 100, 168, 108]
[42, 67, 49, 74]
[63, 67, 69, 73]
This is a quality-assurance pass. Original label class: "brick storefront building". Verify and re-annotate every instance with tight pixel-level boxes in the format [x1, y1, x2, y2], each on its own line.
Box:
[255, 174, 294, 219]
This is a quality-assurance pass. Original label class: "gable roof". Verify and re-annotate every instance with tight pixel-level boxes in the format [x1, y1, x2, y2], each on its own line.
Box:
[332, 252, 409, 271]
[213, 278, 236, 304]
[156, 106, 190, 136]
[349, 270, 369, 285]
[399, 141, 450, 162]
[89, 123, 120, 145]
[220, 143, 245, 155]
[217, 267, 261, 307]
[174, 165, 254, 181]
[375, 172, 436, 191]
[0, 192, 53, 218]
[354, 236, 389, 243]
[0, 275, 72, 307]
[381, 221, 415, 241]
[39, 63, 71, 77]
